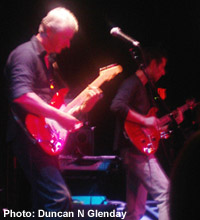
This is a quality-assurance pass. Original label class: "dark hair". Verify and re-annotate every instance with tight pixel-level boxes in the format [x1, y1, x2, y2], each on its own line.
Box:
[142, 45, 167, 66]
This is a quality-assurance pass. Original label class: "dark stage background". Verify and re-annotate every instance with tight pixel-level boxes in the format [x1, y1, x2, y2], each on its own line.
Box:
[0, 0, 200, 208]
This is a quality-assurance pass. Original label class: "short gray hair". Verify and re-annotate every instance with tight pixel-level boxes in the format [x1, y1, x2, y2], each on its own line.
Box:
[38, 7, 79, 33]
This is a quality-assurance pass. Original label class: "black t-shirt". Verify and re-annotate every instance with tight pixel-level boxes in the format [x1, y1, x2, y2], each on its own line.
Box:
[110, 73, 154, 152]
[4, 36, 65, 141]
[5, 36, 64, 102]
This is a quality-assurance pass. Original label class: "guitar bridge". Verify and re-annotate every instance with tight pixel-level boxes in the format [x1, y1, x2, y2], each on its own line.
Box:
[143, 143, 155, 154]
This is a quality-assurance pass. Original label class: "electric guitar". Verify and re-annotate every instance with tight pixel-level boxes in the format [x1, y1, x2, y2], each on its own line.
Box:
[124, 100, 196, 155]
[25, 64, 123, 155]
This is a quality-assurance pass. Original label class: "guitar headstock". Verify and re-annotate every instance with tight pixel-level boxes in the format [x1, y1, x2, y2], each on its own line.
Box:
[99, 64, 123, 81]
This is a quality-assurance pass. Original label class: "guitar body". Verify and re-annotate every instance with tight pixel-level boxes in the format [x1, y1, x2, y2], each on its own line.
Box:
[25, 88, 69, 156]
[124, 99, 196, 155]
[25, 64, 123, 155]
[124, 107, 160, 155]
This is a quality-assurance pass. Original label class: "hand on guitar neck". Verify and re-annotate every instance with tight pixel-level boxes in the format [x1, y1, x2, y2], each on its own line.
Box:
[140, 107, 184, 131]
[171, 108, 184, 125]
[141, 109, 183, 136]
[72, 86, 103, 115]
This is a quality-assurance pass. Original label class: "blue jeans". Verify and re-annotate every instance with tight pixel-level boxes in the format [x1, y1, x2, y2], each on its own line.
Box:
[122, 149, 170, 220]
[10, 128, 71, 219]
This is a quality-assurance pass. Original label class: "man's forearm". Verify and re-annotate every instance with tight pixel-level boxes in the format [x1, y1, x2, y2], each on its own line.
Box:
[126, 109, 159, 128]
[13, 92, 79, 129]
[126, 109, 146, 126]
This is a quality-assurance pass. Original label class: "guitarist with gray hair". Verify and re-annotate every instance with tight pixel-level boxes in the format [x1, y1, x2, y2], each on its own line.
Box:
[4, 7, 103, 217]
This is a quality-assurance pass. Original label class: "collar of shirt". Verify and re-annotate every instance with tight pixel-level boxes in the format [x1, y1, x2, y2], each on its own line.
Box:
[30, 35, 47, 58]
[30, 36, 57, 63]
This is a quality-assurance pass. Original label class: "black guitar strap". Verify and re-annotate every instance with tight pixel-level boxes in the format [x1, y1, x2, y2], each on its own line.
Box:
[11, 107, 37, 144]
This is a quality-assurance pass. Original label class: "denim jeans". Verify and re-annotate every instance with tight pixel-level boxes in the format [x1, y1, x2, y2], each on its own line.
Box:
[122, 148, 170, 220]
[10, 128, 71, 219]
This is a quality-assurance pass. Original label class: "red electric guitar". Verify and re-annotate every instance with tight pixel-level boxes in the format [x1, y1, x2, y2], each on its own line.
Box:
[25, 64, 123, 155]
[124, 100, 196, 155]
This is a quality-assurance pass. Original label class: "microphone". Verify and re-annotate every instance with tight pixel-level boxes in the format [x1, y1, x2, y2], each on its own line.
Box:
[110, 27, 140, 47]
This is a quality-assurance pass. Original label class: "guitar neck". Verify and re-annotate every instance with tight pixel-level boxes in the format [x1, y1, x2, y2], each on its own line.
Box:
[179, 103, 190, 112]
[62, 64, 122, 113]
[160, 103, 190, 126]
[64, 74, 106, 112]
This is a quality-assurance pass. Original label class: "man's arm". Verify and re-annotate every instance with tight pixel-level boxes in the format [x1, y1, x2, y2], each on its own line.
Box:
[126, 109, 160, 129]
[111, 75, 160, 130]
[14, 92, 80, 130]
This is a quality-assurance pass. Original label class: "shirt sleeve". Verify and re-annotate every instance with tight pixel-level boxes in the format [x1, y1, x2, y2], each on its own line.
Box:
[110, 75, 138, 121]
[6, 47, 36, 101]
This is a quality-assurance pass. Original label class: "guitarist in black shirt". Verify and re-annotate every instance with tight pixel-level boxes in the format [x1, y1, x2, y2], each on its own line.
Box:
[111, 47, 183, 220]
[4, 7, 102, 217]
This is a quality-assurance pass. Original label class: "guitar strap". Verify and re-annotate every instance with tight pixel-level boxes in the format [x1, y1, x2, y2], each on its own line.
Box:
[145, 82, 157, 108]
[11, 107, 37, 144]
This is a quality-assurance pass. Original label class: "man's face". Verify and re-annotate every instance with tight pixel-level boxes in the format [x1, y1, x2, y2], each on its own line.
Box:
[148, 57, 167, 82]
[47, 28, 75, 54]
